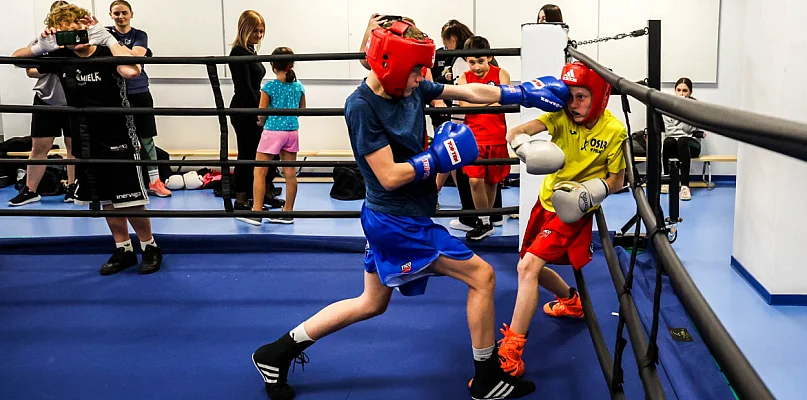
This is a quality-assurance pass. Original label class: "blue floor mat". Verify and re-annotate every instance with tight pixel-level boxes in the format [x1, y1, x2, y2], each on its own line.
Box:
[0, 236, 735, 399]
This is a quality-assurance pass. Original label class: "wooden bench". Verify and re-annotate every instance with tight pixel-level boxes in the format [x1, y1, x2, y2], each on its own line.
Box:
[633, 155, 737, 189]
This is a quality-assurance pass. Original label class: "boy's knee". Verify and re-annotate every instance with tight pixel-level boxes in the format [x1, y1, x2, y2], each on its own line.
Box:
[517, 253, 546, 279]
[360, 294, 388, 317]
[471, 262, 496, 292]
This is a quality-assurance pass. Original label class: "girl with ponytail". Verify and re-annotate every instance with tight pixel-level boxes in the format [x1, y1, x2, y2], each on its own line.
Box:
[237, 47, 306, 226]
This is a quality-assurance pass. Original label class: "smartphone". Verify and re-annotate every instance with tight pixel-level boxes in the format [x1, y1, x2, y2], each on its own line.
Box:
[379, 15, 404, 23]
[56, 30, 89, 46]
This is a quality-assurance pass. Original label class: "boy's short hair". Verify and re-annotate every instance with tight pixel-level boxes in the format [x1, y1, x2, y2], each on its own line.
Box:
[46, 4, 90, 29]
[463, 36, 492, 58]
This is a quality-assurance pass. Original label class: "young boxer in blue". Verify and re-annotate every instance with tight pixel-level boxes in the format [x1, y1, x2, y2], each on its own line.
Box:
[250, 19, 569, 400]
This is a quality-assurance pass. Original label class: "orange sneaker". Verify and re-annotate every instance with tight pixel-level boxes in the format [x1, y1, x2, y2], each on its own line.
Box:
[497, 323, 527, 377]
[543, 288, 584, 319]
[149, 179, 172, 198]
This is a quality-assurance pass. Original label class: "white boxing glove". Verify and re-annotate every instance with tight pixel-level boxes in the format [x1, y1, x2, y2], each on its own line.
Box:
[183, 171, 204, 190]
[509, 133, 565, 175]
[550, 178, 609, 224]
[165, 175, 185, 190]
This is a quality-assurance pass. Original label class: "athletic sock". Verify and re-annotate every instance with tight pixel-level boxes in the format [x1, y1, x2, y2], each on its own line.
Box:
[148, 168, 160, 184]
[473, 344, 495, 362]
[480, 216, 491, 225]
[116, 240, 133, 252]
[140, 238, 157, 251]
[290, 322, 313, 344]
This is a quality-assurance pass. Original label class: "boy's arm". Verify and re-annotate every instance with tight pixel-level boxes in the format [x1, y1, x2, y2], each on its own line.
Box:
[364, 146, 417, 191]
[84, 18, 140, 78]
[440, 82, 500, 105]
[129, 30, 148, 57]
[604, 169, 626, 194]
[506, 119, 549, 143]
[26, 68, 44, 79]
[359, 14, 384, 71]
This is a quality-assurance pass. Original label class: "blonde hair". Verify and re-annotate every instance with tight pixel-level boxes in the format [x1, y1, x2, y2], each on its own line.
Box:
[232, 10, 265, 51]
[45, 4, 90, 29]
[45, 1, 70, 26]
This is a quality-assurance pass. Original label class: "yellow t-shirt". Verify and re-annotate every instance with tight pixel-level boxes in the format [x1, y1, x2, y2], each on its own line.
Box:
[537, 110, 628, 212]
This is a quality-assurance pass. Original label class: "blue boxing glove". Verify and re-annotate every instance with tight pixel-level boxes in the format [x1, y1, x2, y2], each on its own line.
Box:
[407, 121, 479, 181]
[499, 77, 570, 111]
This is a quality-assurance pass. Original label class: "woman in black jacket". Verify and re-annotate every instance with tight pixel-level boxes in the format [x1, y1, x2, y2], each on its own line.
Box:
[228, 10, 270, 209]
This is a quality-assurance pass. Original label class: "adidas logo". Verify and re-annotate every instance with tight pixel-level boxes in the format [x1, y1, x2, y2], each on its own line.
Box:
[253, 357, 280, 384]
[562, 69, 577, 82]
[473, 381, 516, 399]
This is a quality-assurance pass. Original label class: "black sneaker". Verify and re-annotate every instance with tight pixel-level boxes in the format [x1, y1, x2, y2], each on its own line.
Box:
[467, 221, 494, 241]
[469, 356, 536, 399]
[99, 248, 138, 275]
[139, 245, 162, 274]
[64, 183, 77, 203]
[264, 197, 286, 209]
[252, 333, 313, 400]
[8, 186, 41, 207]
[267, 216, 294, 224]
[491, 215, 504, 227]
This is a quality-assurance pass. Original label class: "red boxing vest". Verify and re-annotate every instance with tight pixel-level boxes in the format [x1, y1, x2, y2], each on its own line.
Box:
[464, 65, 507, 146]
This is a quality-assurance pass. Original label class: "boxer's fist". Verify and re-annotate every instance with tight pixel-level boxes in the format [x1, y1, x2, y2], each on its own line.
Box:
[551, 178, 609, 223]
[509, 134, 565, 175]
[499, 77, 569, 111]
[408, 122, 479, 180]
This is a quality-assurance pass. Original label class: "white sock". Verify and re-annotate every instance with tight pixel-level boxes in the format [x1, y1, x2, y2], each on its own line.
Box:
[116, 240, 133, 252]
[290, 322, 313, 343]
[140, 238, 156, 251]
[480, 216, 491, 225]
[473, 344, 495, 361]
[148, 168, 160, 184]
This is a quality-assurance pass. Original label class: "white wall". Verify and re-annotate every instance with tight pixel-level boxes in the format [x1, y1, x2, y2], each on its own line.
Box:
[732, 0, 807, 295]
[1, 1, 739, 176]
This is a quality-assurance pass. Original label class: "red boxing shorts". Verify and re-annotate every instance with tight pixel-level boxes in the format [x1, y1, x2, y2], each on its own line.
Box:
[462, 144, 510, 185]
[520, 199, 594, 270]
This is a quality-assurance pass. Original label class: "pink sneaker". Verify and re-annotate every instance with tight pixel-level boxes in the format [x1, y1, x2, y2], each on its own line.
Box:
[149, 179, 172, 197]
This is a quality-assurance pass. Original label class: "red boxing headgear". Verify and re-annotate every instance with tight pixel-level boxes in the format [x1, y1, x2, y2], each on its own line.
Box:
[561, 62, 612, 125]
[365, 20, 436, 97]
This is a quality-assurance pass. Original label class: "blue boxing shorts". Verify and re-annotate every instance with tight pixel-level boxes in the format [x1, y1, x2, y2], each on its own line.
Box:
[361, 204, 474, 296]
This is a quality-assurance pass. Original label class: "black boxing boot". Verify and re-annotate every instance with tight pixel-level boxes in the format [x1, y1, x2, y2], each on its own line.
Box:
[252, 333, 313, 400]
[469, 353, 536, 399]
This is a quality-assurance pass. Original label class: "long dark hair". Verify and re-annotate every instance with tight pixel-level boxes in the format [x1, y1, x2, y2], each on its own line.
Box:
[441, 19, 474, 49]
[675, 77, 695, 99]
[271, 47, 297, 83]
[539, 4, 563, 23]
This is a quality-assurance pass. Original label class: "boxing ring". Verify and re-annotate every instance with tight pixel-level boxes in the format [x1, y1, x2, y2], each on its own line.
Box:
[0, 20, 795, 400]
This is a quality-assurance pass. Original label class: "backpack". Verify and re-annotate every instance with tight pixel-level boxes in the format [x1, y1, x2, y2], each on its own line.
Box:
[330, 166, 366, 201]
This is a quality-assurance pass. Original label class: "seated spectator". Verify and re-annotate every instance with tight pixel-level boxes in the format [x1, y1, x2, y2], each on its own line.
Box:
[662, 77, 705, 201]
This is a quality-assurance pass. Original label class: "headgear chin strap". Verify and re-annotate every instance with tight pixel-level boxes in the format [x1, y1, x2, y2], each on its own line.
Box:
[365, 20, 436, 97]
[560, 62, 612, 125]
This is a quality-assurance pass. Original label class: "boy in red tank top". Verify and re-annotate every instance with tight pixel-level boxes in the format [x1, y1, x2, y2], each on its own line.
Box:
[458, 36, 511, 241]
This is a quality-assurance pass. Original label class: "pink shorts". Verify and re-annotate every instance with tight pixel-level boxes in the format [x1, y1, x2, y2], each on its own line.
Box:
[256, 130, 299, 155]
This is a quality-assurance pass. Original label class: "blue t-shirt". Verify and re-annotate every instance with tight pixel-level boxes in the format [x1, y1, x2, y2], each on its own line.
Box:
[345, 79, 444, 217]
[108, 26, 150, 94]
[261, 79, 305, 131]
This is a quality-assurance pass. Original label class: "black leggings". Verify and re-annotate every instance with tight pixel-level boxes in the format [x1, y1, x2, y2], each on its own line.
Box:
[662, 137, 701, 186]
